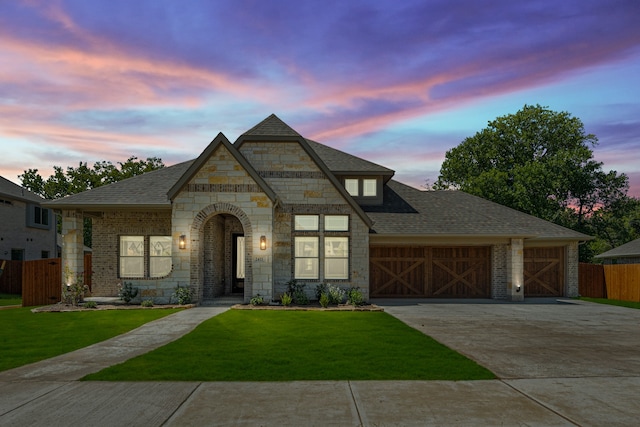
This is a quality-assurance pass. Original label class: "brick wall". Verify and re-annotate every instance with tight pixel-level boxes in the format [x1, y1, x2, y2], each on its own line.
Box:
[491, 244, 508, 299]
[91, 210, 171, 299]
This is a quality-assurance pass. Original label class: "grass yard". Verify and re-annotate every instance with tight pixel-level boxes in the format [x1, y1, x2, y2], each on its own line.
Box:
[0, 307, 181, 372]
[84, 310, 495, 381]
[0, 293, 21, 306]
[580, 297, 640, 310]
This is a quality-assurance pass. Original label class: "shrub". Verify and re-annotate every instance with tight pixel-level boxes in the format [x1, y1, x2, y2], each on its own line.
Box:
[286, 279, 309, 305]
[118, 282, 139, 304]
[319, 292, 329, 308]
[250, 294, 264, 306]
[141, 299, 154, 307]
[315, 283, 327, 300]
[347, 287, 365, 306]
[281, 292, 292, 306]
[173, 285, 192, 305]
[62, 265, 89, 306]
[83, 301, 97, 309]
[327, 284, 345, 305]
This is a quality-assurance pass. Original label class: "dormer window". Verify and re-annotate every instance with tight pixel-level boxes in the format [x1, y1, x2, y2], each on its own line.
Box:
[343, 177, 381, 205]
[363, 179, 377, 197]
[345, 179, 359, 196]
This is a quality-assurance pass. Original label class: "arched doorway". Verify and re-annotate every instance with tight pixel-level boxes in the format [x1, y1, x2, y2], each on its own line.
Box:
[191, 203, 253, 303]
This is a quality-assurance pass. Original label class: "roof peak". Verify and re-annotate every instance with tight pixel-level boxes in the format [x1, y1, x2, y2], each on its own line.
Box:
[242, 114, 301, 137]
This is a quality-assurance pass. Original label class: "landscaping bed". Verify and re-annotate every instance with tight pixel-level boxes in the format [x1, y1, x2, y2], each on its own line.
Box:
[31, 302, 194, 313]
[231, 303, 383, 311]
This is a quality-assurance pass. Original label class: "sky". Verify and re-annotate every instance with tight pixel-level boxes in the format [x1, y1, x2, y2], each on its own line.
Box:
[1, 0, 639, 196]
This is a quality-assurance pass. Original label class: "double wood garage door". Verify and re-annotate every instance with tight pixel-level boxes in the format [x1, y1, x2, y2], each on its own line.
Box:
[370, 246, 564, 298]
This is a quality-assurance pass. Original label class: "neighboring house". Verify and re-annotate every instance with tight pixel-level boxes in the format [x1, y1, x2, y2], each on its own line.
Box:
[594, 238, 640, 264]
[0, 176, 56, 261]
[44, 115, 591, 303]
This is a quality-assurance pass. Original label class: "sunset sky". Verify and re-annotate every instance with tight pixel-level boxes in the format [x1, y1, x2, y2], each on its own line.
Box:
[1, 0, 639, 196]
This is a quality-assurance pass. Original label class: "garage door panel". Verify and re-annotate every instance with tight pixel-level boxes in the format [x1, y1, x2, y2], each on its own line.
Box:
[524, 247, 564, 296]
[371, 246, 490, 298]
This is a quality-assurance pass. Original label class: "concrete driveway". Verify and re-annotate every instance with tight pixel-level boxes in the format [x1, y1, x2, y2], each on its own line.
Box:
[381, 298, 640, 426]
[381, 298, 640, 379]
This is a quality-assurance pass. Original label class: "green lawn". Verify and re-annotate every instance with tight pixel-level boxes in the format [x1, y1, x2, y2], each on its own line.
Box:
[84, 310, 495, 381]
[0, 307, 181, 372]
[0, 293, 21, 306]
[580, 297, 640, 310]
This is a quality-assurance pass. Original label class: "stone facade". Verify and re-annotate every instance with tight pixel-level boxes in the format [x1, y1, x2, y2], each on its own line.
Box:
[566, 241, 579, 297]
[491, 244, 508, 299]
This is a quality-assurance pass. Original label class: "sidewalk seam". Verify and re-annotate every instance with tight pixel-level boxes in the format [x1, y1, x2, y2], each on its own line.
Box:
[500, 380, 581, 426]
[347, 381, 364, 427]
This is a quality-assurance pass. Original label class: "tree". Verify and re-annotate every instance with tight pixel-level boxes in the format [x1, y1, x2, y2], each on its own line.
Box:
[19, 157, 165, 247]
[435, 104, 630, 261]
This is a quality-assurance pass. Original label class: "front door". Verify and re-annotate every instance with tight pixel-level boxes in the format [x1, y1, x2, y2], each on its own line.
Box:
[232, 234, 245, 294]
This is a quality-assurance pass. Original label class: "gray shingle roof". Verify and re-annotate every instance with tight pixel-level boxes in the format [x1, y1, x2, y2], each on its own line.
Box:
[367, 180, 591, 240]
[242, 114, 301, 137]
[306, 139, 394, 176]
[43, 161, 193, 209]
[594, 238, 640, 259]
[0, 175, 44, 203]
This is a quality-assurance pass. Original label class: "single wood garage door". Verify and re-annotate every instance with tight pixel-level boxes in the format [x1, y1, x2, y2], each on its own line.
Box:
[370, 246, 491, 298]
[524, 247, 564, 296]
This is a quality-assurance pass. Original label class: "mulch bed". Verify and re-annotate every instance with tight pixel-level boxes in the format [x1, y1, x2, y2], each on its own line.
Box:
[31, 303, 194, 313]
[231, 303, 383, 311]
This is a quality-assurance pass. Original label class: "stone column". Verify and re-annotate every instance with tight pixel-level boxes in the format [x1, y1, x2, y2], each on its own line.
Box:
[61, 210, 85, 288]
[507, 238, 524, 302]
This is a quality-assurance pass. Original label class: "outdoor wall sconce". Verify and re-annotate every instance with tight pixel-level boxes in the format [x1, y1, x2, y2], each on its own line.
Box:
[179, 235, 187, 250]
[515, 284, 521, 293]
[260, 235, 267, 250]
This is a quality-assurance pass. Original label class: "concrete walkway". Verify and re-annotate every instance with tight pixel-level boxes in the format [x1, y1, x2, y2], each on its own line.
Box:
[1, 300, 639, 426]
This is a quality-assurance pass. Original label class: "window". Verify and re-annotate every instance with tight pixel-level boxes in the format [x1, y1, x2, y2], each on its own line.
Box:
[34, 206, 49, 226]
[11, 249, 24, 261]
[345, 179, 359, 196]
[325, 215, 349, 231]
[363, 179, 377, 197]
[120, 236, 144, 277]
[149, 236, 172, 277]
[41, 251, 50, 259]
[325, 237, 349, 279]
[294, 236, 319, 279]
[27, 204, 51, 229]
[295, 215, 319, 231]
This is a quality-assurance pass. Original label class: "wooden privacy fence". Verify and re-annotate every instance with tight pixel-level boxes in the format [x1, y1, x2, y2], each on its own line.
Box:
[579, 263, 607, 298]
[1, 254, 92, 306]
[603, 264, 640, 302]
[22, 258, 62, 307]
[0, 260, 23, 294]
[579, 263, 640, 302]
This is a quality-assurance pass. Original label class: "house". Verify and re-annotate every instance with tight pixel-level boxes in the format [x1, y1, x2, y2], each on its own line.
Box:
[594, 238, 640, 264]
[44, 114, 590, 303]
[0, 176, 56, 261]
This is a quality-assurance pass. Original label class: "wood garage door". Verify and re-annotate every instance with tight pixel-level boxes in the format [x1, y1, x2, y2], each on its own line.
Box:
[524, 247, 564, 296]
[370, 246, 491, 298]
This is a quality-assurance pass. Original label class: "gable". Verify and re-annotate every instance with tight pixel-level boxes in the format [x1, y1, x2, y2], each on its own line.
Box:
[168, 133, 276, 203]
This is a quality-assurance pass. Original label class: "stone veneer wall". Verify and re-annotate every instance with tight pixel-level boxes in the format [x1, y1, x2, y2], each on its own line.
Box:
[240, 141, 370, 301]
[491, 244, 508, 299]
[172, 144, 273, 303]
[91, 210, 172, 299]
[566, 242, 579, 297]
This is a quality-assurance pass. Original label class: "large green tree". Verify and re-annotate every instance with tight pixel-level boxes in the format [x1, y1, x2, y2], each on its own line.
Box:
[435, 104, 632, 261]
[19, 156, 164, 247]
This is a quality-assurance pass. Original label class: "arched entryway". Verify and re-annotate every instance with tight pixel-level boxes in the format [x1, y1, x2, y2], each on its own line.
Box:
[191, 203, 253, 303]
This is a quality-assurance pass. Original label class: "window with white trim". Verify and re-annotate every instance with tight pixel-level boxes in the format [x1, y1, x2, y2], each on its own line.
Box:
[149, 236, 172, 277]
[120, 236, 144, 278]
